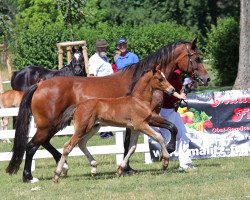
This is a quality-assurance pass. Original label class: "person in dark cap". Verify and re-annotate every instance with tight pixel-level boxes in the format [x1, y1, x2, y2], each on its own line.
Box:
[115, 38, 139, 71]
[88, 39, 114, 138]
[88, 39, 113, 77]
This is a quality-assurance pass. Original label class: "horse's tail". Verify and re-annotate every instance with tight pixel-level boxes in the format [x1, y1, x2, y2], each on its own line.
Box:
[6, 84, 38, 174]
[10, 71, 18, 90]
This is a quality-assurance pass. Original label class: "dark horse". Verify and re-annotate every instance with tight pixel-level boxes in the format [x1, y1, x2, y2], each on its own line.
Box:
[11, 46, 87, 91]
[6, 38, 210, 183]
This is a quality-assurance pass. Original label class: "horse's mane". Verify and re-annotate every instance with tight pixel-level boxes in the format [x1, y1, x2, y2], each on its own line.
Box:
[126, 41, 190, 95]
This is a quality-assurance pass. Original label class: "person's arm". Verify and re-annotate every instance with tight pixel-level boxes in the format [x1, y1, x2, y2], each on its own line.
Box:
[88, 55, 98, 76]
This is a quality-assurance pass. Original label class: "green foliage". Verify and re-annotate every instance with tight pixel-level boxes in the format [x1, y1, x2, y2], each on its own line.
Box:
[10, 23, 69, 69]
[73, 21, 195, 63]
[10, 20, 195, 69]
[205, 17, 239, 86]
[15, 0, 63, 31]
[0, 0, 17, 42]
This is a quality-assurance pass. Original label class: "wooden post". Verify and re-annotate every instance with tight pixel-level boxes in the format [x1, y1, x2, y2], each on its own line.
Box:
[66, 46, 72, 64]
[56, 40, 89, 75]
[0, 69, 3, 93]
[57, 45, 64, 69]
[82, 45, 89, 74]
[3, 46, 13, 79]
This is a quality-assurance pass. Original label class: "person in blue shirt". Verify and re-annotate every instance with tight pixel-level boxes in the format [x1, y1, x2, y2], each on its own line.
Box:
[115, 38, 139, 70]
[115, 38, 139, 174]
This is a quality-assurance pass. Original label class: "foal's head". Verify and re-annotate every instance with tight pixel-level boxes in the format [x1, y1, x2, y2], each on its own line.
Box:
[151, 69, 175, 96]
[71, 46, 86, 76]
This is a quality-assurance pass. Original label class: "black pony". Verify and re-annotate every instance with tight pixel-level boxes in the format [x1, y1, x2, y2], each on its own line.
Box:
[11, 47, 87, 91]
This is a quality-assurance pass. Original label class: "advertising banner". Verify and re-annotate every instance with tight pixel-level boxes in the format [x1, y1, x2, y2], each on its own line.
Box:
[149, 90, 250, 161]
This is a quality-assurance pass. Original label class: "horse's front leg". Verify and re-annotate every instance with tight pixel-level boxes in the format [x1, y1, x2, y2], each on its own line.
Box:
[78, 124, 101, 176]
[140, 124, 170, 170]
[149, 112, 178, 154]
[116, 131, 139, 176]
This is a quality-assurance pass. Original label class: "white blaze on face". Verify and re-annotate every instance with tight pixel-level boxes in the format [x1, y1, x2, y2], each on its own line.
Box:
[74, 53, 80, 61]
[161, 72, 166, 79]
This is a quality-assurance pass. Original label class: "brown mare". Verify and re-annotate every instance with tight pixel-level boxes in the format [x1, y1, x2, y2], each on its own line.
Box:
[0, 90, 24, 142]
[6, 38, 210, 183]
[53, 69, 176, 182]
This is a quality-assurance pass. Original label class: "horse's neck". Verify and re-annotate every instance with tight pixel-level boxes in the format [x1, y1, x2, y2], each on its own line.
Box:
[58, 65, 74, 76]
[131, 72, 153, 102]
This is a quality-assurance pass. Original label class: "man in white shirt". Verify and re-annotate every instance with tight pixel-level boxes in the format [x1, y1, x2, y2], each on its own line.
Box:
[88, 40, 113, 77]
[88, 40, 114, 138]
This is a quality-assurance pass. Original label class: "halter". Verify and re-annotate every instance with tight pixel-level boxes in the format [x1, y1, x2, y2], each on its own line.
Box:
[184, 44, 204, 85]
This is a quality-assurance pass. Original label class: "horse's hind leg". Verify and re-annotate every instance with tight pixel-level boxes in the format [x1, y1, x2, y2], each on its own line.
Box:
[116, 132, 139, 176]
[23, 128, 51, 183]
[78, 124, 101, 176]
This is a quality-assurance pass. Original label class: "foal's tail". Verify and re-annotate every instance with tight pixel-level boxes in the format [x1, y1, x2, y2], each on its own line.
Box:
[6, 84, 38, 174]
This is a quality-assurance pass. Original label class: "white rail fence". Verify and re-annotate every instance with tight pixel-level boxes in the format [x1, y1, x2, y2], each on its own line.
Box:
[0, 108, 152, 170]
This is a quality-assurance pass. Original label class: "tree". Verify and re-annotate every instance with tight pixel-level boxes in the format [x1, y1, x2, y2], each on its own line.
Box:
[0, 0, 17, 43]
[233, 0, 250, 89]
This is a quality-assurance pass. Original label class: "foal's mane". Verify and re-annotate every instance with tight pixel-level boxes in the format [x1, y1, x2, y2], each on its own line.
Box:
[126, 41, 190, 95]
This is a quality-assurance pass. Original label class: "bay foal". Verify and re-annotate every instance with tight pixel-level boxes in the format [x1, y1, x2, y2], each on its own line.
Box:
[53, 68, 179, 182]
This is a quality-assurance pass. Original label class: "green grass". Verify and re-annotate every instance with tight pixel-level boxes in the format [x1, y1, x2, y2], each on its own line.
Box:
[0, 135, 250, 200]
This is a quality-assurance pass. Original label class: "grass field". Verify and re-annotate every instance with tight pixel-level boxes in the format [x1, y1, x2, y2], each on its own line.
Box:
[0, 135, 249, 200]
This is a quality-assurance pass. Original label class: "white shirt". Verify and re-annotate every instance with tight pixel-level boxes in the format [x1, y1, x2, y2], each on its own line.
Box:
[88, 53, 113, 77]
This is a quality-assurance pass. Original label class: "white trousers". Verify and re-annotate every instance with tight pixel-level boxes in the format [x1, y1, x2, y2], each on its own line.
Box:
[152, 108, 192, 167]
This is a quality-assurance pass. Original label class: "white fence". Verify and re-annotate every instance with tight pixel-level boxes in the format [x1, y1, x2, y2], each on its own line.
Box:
[0, 107, 152, 170]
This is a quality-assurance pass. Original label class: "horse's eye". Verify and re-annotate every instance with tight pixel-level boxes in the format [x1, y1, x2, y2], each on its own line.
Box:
[159, 78, 163, 82]
[195, 57, 201, 63]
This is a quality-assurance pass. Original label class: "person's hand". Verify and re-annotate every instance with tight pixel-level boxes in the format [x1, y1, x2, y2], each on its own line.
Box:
[173, 92, 186, 100]
[179, 93, 187, 99]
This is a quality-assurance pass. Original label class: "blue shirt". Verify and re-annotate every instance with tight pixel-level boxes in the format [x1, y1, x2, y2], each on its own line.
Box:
[115, 52, 139, 71]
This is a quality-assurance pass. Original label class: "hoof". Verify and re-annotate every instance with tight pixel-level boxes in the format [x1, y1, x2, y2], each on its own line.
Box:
[115, 166, 123, 177]
[23, 177, 39, 183]
[53, 171, 61, 183]
[91, 168, 97, 177]
[162, 158, 169, 170]
[52, 176, 59, 183]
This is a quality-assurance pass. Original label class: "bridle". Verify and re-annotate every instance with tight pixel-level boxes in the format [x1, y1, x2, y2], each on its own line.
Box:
[185, 44, 205, 85]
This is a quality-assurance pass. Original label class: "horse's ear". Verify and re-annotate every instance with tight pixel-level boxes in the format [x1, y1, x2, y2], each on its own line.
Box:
[191, 37, 197, 50]
[78, 46, 83, 52]
[153, 64, 160, 72]
[72, 46, 76, 53]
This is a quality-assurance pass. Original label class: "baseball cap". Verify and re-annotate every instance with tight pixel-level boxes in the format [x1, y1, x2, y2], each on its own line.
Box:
[116, 38, 127, 45]
[95, 40, 108, 48]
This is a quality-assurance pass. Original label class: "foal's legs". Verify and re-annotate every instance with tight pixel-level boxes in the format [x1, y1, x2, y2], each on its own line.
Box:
[149, 112, 178, 153]
[139, 124, 170, 169]
[42, 141, 69, 175]
[116, 132, 139, 176]
[53, 130, 89, 182]
[78, 124, 101, 176]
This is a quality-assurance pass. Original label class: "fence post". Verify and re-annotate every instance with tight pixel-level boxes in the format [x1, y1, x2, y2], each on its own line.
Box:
[115, 130, 125, 165]
[143, 135, 152, 164]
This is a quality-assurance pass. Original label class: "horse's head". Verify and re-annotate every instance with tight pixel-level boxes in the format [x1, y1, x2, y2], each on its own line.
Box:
[151, 67, 175, 96]
[71, 46, 86, 76]
[176, 38, 210, 86]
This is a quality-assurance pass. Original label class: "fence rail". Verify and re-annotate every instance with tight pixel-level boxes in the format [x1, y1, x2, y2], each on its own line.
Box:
[0, 108, 152, 168]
